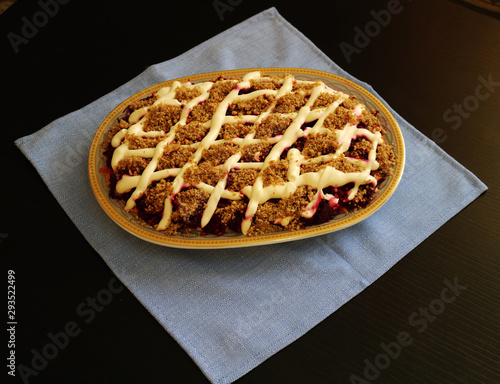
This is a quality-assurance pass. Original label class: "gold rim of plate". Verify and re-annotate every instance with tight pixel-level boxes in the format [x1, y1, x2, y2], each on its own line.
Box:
[88, 68, 406, 249]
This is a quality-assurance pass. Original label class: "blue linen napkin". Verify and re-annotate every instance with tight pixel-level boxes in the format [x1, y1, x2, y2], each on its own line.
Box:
[15, 7, 487, 384]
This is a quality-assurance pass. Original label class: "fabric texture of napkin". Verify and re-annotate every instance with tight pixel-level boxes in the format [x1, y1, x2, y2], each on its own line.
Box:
[15, 7, 487, 384]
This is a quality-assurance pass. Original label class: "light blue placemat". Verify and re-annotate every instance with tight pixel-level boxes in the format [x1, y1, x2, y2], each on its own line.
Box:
[15, 8, 487, 384]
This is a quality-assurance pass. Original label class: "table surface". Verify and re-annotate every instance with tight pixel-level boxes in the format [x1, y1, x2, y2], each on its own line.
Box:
[2, 0, 499, 383]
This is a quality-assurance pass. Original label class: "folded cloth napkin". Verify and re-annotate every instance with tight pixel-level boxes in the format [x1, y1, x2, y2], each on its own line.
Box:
[15, 7, 487, 384]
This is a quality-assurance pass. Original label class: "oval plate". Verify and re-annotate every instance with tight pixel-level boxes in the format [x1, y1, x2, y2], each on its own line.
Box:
[89, 68, 405, 249]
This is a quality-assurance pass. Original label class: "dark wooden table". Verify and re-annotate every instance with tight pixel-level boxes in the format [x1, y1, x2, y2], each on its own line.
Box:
[2, 0, 499, 383]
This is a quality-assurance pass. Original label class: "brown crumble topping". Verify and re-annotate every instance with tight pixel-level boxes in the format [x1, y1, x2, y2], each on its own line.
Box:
[171, 188, 210, 223]
[156, 144, 196, 170]
[140, 179, 173, 216]
[348, 184, 376, 209]
[341, 97, 359, 110]
[254, 115, 293, 139]
[375, 141, 397, 176]
[115, 156, 150, 178]
[312, 92, 340, 109]
[201, 142, 240, 165]
[326, 156, 363, 174]
[323, 106, 356, 131]
[127, 134, 164, 150]
[292, 81, 320, 92]
[358, 109, 383, 133]
[249, 78, 282, 91]
[247, 186, 316, 235]
[231, 94, 275, 116]
[175, 86, 201, 103]
[301, 155, 363, 174]
[183, 163, 225, 186]
[216, 200, 247, 225]
[247, 202, 283, 234]
[218, 122, 254, 140]
[209, 80, 237, 101]
[101, 119, 130, 150]
[346, 138, 373, 159]
[174, 122, 209, 144]
[143, 104, 182, 132]
[125, 95, 158, 117]
[188, 80, 236, 122]
[227, 168, 259, 191]
[241, 142, 273, 162]
[302, 132, 340, 158]
[262, 160, 288, 187]
[300, 162, 322, 174]
[274, 93, 307, 113]
[189, 100, 217, 123]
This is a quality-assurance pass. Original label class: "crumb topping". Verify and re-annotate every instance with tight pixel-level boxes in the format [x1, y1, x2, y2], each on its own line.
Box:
[127, 134, 164, 149]
[139, 179, 173, 216]
[346, 137, 373, 160]
[292, 81, 320, 92]
[375, 141, 397, 175]
[143, 104, 182, 132]
[201, 142, 240, 165]
[341, 97, 359, 110]
[227, 168, 259, 191]
[183, 162, 224, 186]
[102, 119, 130, 150]
[175, 86, 201, 103]
[209, 80, 237, 101]
[274, 93, 307, 113]
[301, 155, 363, 174]
[254, 115, 292, 139]
[216, 200, 247, 225]
[172, 188, 210, 221]
[231, 94, 275, 115]
[262, 160, 288, 187]
[323, 106, 356, 131]
[241, 142, 272, 162]
[190, 100, 217, 123]
[156, 144, 196, 170]
[302, 132, 340, 158]
[189, 80, 236, 123]
[174, 122, 209, 144]
[249, 78, 281, 91]
[218, 122, 254, 140]
[247, 186, 317, 235]
[312, 92, 340, 109]
[115, 156, 150, 178]
[358, 109, 383, 133]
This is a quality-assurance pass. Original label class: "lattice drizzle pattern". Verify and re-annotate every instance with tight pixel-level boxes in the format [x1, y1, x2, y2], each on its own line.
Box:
[109, 71, 384, 235]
